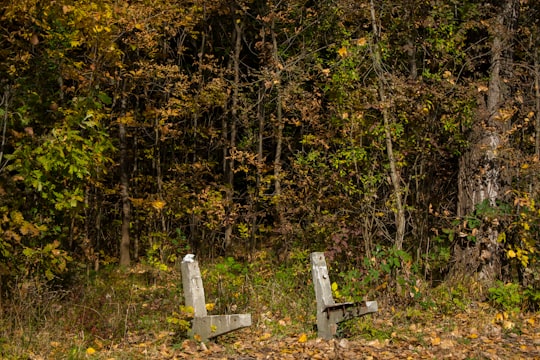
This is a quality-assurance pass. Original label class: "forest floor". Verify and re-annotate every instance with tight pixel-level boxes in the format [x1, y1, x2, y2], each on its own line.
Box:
[32, 305, 540, 360]
[84, 308, 540, 360]
[2, 263, 540, 359]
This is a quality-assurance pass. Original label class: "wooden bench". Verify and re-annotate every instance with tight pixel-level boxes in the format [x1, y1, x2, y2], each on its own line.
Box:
[310, 252, 378, 339]
[180, 257, 251, 341]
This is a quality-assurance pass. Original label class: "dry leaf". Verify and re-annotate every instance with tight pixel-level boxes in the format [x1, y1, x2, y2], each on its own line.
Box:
[338, 47, 348, 57]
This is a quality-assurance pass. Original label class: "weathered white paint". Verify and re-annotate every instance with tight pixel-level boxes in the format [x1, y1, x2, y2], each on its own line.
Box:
[181, 260, 251, 340]
[310, 252, 377, 339]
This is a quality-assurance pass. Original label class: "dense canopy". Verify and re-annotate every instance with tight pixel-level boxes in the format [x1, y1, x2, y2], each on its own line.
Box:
[1, 0, 540, 296]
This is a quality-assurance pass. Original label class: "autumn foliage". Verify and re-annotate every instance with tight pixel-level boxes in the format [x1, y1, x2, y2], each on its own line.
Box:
[1, 0, 540, 339]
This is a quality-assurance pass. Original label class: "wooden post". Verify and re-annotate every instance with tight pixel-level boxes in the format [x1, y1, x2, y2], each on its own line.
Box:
[310, 252, 378, 339]
[181, 259, 251, 341]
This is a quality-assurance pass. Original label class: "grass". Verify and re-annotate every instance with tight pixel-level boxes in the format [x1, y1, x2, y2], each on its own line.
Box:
[0, 253, 538, 359]
[0, 254, 316, 358]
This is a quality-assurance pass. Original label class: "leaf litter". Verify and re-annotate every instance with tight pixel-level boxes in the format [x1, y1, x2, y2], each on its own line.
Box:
[57, 306, 540, 360]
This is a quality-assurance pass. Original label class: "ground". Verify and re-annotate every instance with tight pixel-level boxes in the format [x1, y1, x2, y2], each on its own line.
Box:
[3, 265, 540, 359]
[38, 305, 540, 359]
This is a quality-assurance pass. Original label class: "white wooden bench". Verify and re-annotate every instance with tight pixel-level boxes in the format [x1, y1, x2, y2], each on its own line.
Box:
[180, 257, 251, 341]
[310, 252, 378, 339]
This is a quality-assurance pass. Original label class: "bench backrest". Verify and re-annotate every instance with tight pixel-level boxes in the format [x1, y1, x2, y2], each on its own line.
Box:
[181, 260, 208, 317]
[310, 252, 336, 310]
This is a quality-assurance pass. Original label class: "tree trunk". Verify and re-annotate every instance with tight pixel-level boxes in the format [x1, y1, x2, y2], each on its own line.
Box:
[369, 0, 406, 250]
[271, 18, 284, 214]
[119, 96, 131, 267]
[223, 16, 242, 251]
[456, 0, 519, 281]
[534, 55, 540, 157]
[0, 88, 9, 172]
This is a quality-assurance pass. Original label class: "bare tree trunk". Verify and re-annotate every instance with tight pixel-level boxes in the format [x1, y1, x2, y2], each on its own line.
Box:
[223, 17, 243, 251]
[369, 0, 406, 250]
[250, 85, 266, 254]
[456, 0, 519, 281]
[0, 88, 10, 173]
[119, 95, 131, 267]
[535, 55, 540, 157]
[271, 18, 283, 206]
[154, 115, 167, 235]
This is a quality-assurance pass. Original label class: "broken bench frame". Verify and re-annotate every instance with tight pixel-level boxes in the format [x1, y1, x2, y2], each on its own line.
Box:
[180, 260, 251, 341]
[310, 252, 378, 339]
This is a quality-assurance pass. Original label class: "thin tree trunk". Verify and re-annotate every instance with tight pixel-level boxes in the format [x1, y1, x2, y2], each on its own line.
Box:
[251, 85, 265, 254]
[119, 95, 131, 267]
[535, 55, 540, 157]
[0, 88, 9, 172]
[223, 17, 242, 251]
[369, 0, 406, 250]
[271, 17, 284, 227]
[154, 115, 166, 235]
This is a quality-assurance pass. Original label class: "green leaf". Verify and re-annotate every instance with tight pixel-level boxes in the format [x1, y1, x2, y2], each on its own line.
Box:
[45, 269, 55, 281]
[97, 92, 112, 105]
[23, 248, 33, 257]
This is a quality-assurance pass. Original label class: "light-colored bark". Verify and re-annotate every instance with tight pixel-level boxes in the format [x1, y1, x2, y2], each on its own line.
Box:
[271, 18, 284, 201]
[456, 0, 519, 281]
[369, 0, 406, 250]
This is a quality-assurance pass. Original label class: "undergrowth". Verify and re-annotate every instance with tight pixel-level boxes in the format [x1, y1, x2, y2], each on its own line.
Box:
[0, 249, 538, 358]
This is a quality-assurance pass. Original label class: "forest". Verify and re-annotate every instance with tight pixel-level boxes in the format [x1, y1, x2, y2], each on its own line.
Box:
[1, 0, 540, 358]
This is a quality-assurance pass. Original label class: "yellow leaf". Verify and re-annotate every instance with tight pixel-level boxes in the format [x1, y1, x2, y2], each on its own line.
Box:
[205, 302, 215, 311]
[356, 37, 367, 46]
[503, 320, 515, 330]
[507, 249, 516, 258]
[338, 47, 348, 57]
[258, 332, 272, 341]
[94, 339, 103, 349]
[477, 85, 489, 92]
[298, 333, 308, 343]
[468, 333, 478, 339]
[431, 337, 441, 346]
[521, 163, 530, 169]
[331, 282, 338, 292]
[151, 200, 166, 210]
[86, 347, 96, 355]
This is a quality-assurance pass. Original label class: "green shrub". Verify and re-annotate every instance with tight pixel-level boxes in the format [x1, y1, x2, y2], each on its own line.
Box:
[488, 281, 523, 312]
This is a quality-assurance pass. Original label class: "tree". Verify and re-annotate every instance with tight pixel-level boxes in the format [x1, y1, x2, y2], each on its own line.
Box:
[456, 0, 520, 281]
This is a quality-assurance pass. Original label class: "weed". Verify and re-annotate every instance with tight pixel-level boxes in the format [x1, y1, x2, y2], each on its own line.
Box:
[340, 318, 392, 340]
[488, 281, 523, 312]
